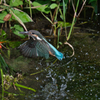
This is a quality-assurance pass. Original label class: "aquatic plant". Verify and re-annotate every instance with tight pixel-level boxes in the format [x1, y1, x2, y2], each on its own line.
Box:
[0, 54, 9, 73]
[0, 69, 36, 100]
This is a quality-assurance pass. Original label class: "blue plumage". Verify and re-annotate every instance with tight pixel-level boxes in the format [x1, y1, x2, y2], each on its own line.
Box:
[47, 43, 63, 60]
[18, 30, 63, 60]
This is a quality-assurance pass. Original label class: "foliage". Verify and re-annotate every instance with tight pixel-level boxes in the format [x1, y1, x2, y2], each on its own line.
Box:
[0, 0, 97, 72]
[32, 0, 51, 14]
[0, 70, 36, 100]
[0, 0, 97, 45]
[0, 3, 33, 38]
[0, 1, 33, 60]
[0, 54, 9, 73]
[87, 0, 97, 14]
[11, 24, 25, 38]
[39, 0, 71, 48]
[32, 0, 97, 44]
[0, 0, 98, 99]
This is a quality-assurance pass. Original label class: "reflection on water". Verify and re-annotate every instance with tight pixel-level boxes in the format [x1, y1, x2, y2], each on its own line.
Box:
[4, 31, 100, 100]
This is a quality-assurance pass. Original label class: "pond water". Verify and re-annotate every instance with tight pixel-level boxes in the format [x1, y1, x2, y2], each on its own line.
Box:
[2, 29, 100, 100]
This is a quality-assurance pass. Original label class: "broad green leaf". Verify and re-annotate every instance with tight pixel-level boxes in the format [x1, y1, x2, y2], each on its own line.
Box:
[32, 0, 51, 14]
[9, 41, 21, 48]
[12, 25, 25, 38]
[13, 31, 25, 38]
[50, 3, 58, 9]
[10, 0, 23, 6]
[0, 30, 7, 39]
[12, 9, 32, 23]
[88, 0, 96, 4]
[90, 1, 97, 14]
[57, 21, 71, 27]
[1, 30, 6, 36]
[13, 25, 24, 31]
[0, 11, 7, 23]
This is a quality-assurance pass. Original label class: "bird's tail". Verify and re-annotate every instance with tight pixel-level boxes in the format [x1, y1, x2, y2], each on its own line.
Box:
[48, 43, 63, 60]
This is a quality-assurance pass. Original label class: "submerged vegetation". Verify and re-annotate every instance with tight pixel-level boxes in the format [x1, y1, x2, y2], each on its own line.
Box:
[0, 0, 98, 99]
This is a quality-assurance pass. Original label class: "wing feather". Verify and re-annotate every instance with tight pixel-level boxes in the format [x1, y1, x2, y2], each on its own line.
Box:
[18, 37, 50, 59]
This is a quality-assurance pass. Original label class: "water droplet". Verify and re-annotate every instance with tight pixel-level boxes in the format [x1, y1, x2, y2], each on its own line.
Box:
[36, 67, 39, 70]
[36, 77, 39, 80]
[95, 49, 98, 51]
[85, 52, 89, 55]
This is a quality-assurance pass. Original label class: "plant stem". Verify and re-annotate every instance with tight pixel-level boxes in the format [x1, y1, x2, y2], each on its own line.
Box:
[1, 69, 4, 100]
[67, 0, 80, 40]
[29, 0, 32, 18]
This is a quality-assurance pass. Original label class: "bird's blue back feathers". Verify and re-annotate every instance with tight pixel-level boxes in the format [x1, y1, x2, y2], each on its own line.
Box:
[34, 30, 64, 60]
[48, 43, 63, 60]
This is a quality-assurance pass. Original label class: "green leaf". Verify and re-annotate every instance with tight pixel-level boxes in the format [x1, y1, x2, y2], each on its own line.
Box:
[14, 31, 25, 38]
[91, 2, 97, 14]
[13, 24, 24, 31]
[12, 25, 25, 38]
[0, 11, 7, 23]
[57, 21, 71, 27]
[32, 0, 51, 14]
[10, 0, 23, 6]
[63, 0, 66, 21]
[1, 30, 6, 36]
[88, 0, 96, 4]
[12, 9, 33, 23]
[15, 83, 36, 92]
[59, 42, 62, 45]
[9, 41, 21, 48]
[0, 30, 7, 38]
[50, 3, 58, 9]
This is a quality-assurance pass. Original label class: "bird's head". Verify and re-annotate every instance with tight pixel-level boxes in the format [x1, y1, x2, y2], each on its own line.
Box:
[20, 30, 46, 41]
[19, 30, 43, 41]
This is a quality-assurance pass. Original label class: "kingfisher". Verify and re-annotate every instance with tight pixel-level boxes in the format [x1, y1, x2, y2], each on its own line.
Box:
[18, 30, 63, 60]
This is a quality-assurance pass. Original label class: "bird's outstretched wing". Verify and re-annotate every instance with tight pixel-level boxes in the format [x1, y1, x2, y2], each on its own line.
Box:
[18, 37, 52, 59]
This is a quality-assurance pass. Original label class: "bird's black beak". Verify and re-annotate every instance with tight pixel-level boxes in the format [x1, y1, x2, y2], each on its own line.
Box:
[19, 31, 29, 35]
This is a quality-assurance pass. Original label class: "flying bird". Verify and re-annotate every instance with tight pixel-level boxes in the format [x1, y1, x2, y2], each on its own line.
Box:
[18, 30, 63, 60]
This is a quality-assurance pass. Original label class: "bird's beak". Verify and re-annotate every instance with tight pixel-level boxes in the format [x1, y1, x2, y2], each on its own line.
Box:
[19, 31, 29, 35]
